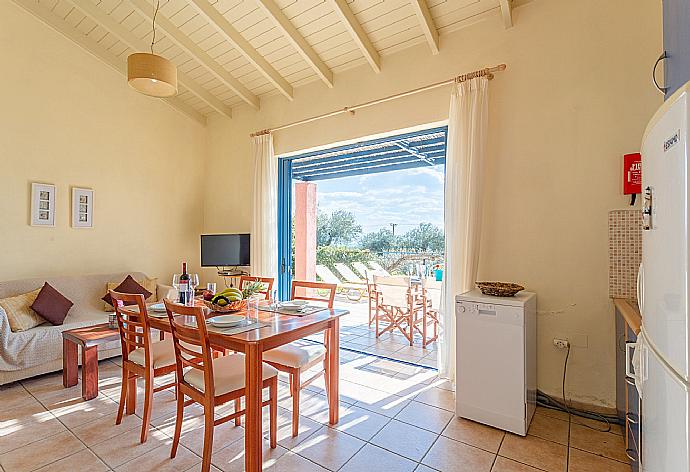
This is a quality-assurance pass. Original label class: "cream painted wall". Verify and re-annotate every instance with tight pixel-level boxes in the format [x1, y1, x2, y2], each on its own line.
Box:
[0, 2, 207, 283]
[203, 0, 663, 406]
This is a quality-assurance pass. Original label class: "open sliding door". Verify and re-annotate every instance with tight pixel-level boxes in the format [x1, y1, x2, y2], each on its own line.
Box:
[277, 157, 293, 300]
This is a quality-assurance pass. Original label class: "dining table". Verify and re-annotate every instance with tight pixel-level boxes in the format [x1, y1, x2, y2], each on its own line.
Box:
[120, 300, 349, 471]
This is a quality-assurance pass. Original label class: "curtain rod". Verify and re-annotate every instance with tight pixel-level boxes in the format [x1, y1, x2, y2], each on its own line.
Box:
[250, 64, 506, 137]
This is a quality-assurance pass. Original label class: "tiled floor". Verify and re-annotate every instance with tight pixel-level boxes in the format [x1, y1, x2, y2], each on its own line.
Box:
[0, 347, 630, 472]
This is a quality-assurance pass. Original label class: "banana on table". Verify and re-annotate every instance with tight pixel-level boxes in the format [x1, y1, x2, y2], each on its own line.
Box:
[212, 287, 243, 306]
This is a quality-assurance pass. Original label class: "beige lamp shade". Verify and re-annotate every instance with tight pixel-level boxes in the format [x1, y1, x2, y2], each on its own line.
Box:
[127, 53, 178, 98]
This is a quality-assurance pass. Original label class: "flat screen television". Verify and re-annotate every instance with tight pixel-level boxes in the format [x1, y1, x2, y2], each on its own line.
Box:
[201, 234, 250, 267]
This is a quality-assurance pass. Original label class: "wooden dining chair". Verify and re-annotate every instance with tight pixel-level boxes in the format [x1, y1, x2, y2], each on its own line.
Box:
[419, 279, 441, 348]
[364, 269, 387, 326]
[163, 300, 279, 472]
[111, 291, 177, 443]
[262, 280, 337, 437]
[238, 275, 275, 300]
[373, 275, 424, 346]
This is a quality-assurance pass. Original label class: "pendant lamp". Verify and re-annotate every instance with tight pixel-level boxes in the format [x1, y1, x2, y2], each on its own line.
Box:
[127, 1, 177, 98]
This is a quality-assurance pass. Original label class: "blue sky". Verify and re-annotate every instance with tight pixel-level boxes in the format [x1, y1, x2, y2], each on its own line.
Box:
[309, 164, 445, 235]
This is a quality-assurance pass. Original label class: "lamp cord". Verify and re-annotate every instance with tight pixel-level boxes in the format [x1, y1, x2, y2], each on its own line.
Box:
[150, 0, 160, 54]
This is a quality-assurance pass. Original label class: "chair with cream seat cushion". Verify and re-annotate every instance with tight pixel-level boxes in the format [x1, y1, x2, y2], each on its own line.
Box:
[262, 280, 337, 437]
[111, 291, 177, 444]
[165, 300, 278, 472]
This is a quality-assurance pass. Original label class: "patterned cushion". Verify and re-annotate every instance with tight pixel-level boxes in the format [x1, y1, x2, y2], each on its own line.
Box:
[103, 277, 157, 312]
[30, 283, 73, 326]
[0, 289, 44, 332]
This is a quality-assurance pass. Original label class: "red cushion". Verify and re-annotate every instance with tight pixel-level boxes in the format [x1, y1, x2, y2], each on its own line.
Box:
[30, 283, 73, 325]
[102, 275, 152, 307]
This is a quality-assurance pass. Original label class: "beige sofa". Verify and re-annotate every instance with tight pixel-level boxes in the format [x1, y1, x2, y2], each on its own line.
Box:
[0, 272, 174, 385]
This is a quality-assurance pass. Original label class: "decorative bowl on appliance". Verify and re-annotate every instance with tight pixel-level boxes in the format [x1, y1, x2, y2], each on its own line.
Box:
[203, 299, 247, 313]
[475, 282, 525, 297]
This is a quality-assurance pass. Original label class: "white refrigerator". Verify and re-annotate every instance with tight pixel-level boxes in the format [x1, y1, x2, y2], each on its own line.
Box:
[639, 81, 690, 472]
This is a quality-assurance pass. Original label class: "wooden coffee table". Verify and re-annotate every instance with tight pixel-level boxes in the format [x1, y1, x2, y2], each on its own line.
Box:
[62, 323, 120, 400]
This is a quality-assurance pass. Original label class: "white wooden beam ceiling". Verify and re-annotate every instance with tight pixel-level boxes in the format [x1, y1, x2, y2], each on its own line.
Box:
[326, 0, 381, 73]
[499, 0, 514, 28]
[410, 0, 440, 55]
[128, 0, 259, 110]
[187, 0, 294, 101]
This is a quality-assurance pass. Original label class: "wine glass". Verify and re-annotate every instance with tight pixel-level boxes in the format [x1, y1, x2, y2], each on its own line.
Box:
[172, 274, 181, 301]
[189, 274, 199, 291]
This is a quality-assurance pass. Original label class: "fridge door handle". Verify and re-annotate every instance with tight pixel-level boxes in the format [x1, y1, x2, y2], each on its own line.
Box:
[637, 263, 644, 312]
[625, 342, 638, 380]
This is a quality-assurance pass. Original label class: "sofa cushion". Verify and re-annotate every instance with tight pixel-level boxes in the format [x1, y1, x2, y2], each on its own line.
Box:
[102, 275, 152, 308]
[104, 277, 157, 312]
[31, 283, 73, 326]
[0, 289, 44, 332]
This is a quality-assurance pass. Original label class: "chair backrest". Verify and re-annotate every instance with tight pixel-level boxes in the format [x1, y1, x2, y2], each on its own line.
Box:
[352, 262, 370, 279]
[315, 265, 342, 285]
[291, 280, 337, 308]
[423, 278, 442, 309]
[334, 263, 363, 283]
[373, 275, 411, 308]
[368, 261, 390, 276]
[111, 291, 153, 368]
[164, 300, 215, 398]
[238, 276, 274, 300]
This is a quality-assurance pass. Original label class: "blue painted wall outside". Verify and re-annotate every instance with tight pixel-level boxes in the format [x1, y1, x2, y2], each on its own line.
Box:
[664, 0, 690, 98]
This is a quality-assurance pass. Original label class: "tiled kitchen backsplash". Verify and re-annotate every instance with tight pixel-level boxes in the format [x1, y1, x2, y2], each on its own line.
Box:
[608, 209, 642, 299]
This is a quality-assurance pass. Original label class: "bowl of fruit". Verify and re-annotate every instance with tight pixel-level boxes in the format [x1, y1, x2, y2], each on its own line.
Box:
[202, 281, 264, 313]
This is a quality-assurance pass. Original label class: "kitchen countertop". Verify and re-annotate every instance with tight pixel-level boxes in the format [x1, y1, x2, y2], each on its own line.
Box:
[613, 298, 642, 334]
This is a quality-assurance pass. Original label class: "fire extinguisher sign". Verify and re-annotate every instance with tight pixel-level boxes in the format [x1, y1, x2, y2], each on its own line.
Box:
[623, 153, 642, 195]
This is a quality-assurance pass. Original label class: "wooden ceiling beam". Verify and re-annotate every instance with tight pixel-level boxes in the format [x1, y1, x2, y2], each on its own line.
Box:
[128, 0, 258, 110]
[188, 0, 294, 101]
[410, 0, 439, 55]
[12, 0, 207, 125]
[66, 0, 232, 118]
[326, 0, 381, 73]
[499, 0, 514, 28]
[254, 0, 334, 88]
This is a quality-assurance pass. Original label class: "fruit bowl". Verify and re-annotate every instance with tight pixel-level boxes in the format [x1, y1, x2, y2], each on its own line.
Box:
[203, 299, 247, 313]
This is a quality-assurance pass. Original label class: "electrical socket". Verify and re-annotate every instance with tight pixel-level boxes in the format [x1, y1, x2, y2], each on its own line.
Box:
[553, 338, 570, 349]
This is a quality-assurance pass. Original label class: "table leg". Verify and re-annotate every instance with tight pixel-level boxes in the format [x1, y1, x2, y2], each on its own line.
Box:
[63, 339, 78, 388]
[244, 343, 263, 472]
[328, 318, 340, 425]
[81, 345, 99, 400]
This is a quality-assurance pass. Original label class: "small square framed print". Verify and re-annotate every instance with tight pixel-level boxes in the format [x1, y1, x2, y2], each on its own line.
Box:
[30, 183, 56, 227]
[72, 188, 94, 228]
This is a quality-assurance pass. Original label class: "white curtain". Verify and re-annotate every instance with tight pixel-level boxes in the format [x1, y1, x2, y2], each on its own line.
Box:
[250, 133, 278, 279]
[438, 77, 489, 383]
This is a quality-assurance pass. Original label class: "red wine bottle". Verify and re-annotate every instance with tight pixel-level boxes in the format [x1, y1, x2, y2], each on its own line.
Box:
[179, 262, 190, 304]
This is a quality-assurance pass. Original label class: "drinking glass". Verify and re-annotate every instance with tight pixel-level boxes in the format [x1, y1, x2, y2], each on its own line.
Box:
[172, 274, 181, 290]
[189, 274, 199, 291]
[246, 298, 259, 323]
[206, 282, 217, 295]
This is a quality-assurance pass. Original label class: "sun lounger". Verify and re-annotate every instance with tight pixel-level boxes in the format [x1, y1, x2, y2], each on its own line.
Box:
[315, 265, 365, 301]
[334, 263, 366, 284]
[367, 261, 391, 276]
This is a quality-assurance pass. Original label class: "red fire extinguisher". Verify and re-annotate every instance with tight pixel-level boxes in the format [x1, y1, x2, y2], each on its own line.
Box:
[623, 153, 641, 205]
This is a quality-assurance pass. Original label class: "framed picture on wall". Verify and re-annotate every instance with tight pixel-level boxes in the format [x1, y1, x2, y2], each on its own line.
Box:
[71, 188, 94, 228]
[30, 183, 56, 227]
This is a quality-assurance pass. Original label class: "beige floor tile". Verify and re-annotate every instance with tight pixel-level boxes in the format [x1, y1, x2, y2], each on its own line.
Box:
[414, 465, 438, 472]
[266, 451, 329, 471]
[0, 430, 84, 472]
[0, 410, 66, 454]
[184, 464, 222, 472]
[71, 411, 143, 447]
[571, 416, 624, 436]
[535, 407, 570, 422]
[0, 384, 36, 414]
[527, 414, 569, 445]
[492, 456, 546, 471]
[341, 443, 417, 472]
[45, 393, 119, 429]
[370, 419, 437, 462]
[91, 425, 170, 468]
[354, 394, 412, 419]
[395, 401, 454, 434]
[422, 435, 495, 472]
[212, 439, 287, 472]
[33, 448, 109, 472]
[178, 419, 245, 457]
[332, 404, 390, 441]
[115, 444, 200, 472]
[414, 386, 455, 411]
[293, 426, 365, 471]
[569, 424, 629, 463]
[442, 417, 505, 453]
[568, 448, 631, 472]
[271, 409, 322, 450]
[498, 434, 567, 472]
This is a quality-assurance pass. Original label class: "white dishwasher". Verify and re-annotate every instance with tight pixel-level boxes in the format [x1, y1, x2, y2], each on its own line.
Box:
[455, 289, 536, 435]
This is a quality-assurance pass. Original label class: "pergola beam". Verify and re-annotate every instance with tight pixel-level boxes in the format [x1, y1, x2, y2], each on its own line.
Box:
[499, 0, 513, 28]
[66, 0, 232, 118]
[12, 0, 207, 125]
[255, 0, 334, 88]
[410, 0, 439, 55]
[326, 0, 381, 73]
[128, 0, 258, 110]
[188, 0, 294, 101]
[394, 141, 435, 165]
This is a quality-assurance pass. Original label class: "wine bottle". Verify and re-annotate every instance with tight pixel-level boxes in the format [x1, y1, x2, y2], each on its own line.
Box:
[179, 262, 190, 304]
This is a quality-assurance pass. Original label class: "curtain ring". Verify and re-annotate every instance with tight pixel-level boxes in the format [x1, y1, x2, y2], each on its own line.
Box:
[653, 51, 668, 94]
